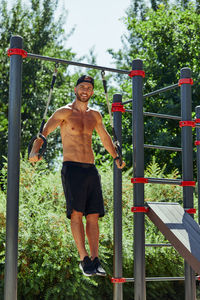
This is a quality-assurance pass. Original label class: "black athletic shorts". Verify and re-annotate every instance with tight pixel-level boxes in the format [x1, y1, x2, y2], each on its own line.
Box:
[61, 161, 105, 219]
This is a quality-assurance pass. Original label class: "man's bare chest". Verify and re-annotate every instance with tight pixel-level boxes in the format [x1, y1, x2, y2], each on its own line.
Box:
[61, 111, 97, 135]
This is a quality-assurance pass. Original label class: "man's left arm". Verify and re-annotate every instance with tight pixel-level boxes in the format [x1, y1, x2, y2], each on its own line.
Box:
[94, 112, 125, 169]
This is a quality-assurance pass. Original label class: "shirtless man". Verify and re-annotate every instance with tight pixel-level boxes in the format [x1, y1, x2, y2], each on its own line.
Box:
[29, 75, 125, 277]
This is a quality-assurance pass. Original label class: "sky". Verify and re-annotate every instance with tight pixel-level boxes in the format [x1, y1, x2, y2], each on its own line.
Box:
[58, 0, 131, 68]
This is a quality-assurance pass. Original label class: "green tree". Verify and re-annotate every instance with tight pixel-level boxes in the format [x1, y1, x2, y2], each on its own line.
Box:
[0, 1, 121, 171]
[0, 0, 77, 169]
[109, 2, 200, 173]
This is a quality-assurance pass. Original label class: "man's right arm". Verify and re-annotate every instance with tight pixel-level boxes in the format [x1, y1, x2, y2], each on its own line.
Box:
[29, 107, 68, 162]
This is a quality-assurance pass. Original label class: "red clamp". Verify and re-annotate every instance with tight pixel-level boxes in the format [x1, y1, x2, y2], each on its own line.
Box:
[195, 141, 200, 146]
[195, 118, 200, 124]
[180, 181, 196, 187]
[178, 78, 193, 86]
[129, 70, 145, 78]
[7, 48, 27, 58]
[179, 121, 196, 128]
[111, 278, 126, 283]
[131, 178, 149, 184]
[185, 208, 196, 214]
[131, 207, 149, 213]
[111, 103, 126, 113]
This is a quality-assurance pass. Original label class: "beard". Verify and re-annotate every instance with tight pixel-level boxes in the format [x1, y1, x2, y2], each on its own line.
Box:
[76, 90, 91, 103]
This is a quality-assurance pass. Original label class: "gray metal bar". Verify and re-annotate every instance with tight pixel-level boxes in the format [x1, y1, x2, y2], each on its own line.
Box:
[144, 144, 182, 152]
[143, 83, 179, 98]
[145, 244, 172, 247]
[125, 277, 185, 282]
[27, 53, 130, 75]
[180, 67, 196, 300]
[143, 111, 181, 120]
[146, 177, 181, 185]
[4, 35, 23, 300]
[195, 106, 200, 224]
[122, 83, 179, 105]
[124, 109, 181, 121]
[113, 94, 123, 300]
[132, 59, 146, 300]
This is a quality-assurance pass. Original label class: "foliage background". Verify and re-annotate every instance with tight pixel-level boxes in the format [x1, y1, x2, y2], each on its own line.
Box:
[1, 0, 200, 299]
[1, 157, 197, 299]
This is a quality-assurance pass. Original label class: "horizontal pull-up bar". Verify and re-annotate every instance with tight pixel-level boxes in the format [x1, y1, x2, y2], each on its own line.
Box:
[27, 53, 130, 75]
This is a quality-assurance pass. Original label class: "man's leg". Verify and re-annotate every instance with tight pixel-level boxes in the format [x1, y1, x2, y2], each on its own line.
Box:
[70, 210, 88, 260]
[86, 213, 99, 259]
[86, 213, 106, 276]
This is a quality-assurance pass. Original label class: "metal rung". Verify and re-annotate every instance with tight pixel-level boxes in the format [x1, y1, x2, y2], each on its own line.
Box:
[143, 84, 179, 98]
[143, 111, 181, 120]
[124, 277, 185, 282]
[147, 177, 182, 185]
[145, 243, 172, 247]
[122, 84, 179, 105]
[144, 144, 182, 152]
[124, 109, 181, 122]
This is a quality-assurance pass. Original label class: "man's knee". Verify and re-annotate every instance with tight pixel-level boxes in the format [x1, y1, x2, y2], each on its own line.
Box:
[71, 210, 83, 223]
[86, 213, 99, 224]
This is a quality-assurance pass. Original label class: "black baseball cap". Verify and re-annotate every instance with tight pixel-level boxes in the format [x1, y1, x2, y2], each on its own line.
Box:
[76, 75, 94, 88]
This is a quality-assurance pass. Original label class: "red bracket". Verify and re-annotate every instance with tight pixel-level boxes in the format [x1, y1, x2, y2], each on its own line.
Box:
[131, 207, 149, 213]
[178, 78, 194, 86]
[111, 278, 126, 283]
[7, 48, 27, 58]
[180, 181, 196, 187]
[111, 103, 126, 113]
[195, 141, 200, 146]
[131, 177, 149, 184]
[179, 121, 196, 128]
[185, 208, 196, 214]
[195, 118, 200, 124]
[129, 70, 145, 78]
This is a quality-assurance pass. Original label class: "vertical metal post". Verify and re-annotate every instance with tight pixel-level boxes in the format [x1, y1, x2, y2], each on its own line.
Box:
[180, 67, 196, 300]
[195, 106, 200, 225]
[113, 94, 123, 300]
[132, 59, 146, 300]
[4, 35, 23, 300]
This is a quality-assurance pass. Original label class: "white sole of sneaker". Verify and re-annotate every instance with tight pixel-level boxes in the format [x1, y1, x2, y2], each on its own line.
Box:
[95, 272, 107, 277]
[79, 263, 94, 277]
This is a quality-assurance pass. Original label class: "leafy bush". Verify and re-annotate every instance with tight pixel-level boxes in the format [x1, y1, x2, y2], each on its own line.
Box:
[0, 157, 199, 299]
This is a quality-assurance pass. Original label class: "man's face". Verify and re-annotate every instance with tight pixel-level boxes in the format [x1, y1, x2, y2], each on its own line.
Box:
[75, 82, 94, 103]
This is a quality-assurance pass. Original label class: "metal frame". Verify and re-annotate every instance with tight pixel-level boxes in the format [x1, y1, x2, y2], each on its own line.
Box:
[180, 68, 196, 300]
[196, 106, 200, 224]
[113, 94, 123, 300]
[5, 35, 130, 300]
[131, 59, 146, 300]
[112, 62, 196, 300]
[5, 35, 197, 300]
[4, 36, 23, 300]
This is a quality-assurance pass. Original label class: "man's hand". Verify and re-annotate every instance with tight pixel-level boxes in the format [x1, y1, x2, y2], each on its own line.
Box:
[115, 158, 126, 169]
[29, 150, 42, 163]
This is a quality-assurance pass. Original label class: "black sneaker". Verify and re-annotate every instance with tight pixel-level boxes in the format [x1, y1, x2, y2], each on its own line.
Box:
[79, 256, 95, 276]
[92, 257, 106, 276]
